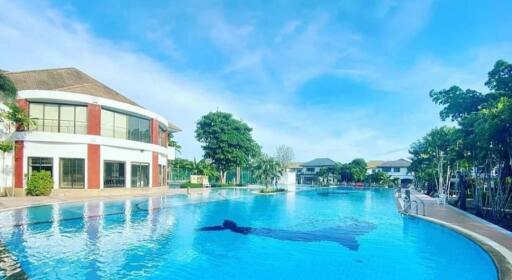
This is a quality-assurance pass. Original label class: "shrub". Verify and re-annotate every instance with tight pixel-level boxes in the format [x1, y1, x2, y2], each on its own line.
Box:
[211, 183, 247, 188]
[26, 171, 54, 196]
[180, 182, 203, 188]
[259, 188, 286, 194]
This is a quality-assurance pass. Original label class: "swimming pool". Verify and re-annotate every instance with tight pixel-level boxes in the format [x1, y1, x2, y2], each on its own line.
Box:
[0, 187, 498, 279]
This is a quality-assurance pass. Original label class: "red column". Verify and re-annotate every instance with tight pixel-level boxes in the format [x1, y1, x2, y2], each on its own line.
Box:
[152, 152, 159, 187]
[151, 119, 159, 145]
[14, 141, 24, 188]
[87, 104, 101, 135]
[88, 144, 100, 189]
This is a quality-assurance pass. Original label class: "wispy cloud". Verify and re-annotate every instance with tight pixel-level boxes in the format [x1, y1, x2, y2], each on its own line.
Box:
[1, 0, 510, 163]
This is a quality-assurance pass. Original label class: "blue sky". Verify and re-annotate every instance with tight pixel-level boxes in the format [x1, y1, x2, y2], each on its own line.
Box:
[1, 0, 511, 162]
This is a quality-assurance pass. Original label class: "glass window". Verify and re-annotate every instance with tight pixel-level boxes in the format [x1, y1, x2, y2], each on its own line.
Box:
[101, 109, 114, 138]
[381, 167, 391, 172]
[29, 103, 44, 132]
[128, 116, 140, 141]
[101, 109, 151, 143]
[28, 157, 53, 177]
[59, 105, 75, 134]
[114, 113, 127, 139]
[29, 103, 87, 134]
[393, 167, 401, 172]
[131, 163, 149, 187]
[140, 118, 151, 143]
[44, 104, 59, 133]
[75, 106, 87, 134]
[60, 158, 85, 189]
[104, 161, 125, 188]
[158, 124, 167, 146]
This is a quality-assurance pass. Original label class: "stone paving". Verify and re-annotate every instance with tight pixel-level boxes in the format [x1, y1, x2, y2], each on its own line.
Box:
[0, 187, 206, 212]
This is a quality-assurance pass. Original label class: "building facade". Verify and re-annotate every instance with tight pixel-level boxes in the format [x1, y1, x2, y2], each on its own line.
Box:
[367, 158, 413, 185]
[3, 68, 179, 195]
[297, 158, 337, 185]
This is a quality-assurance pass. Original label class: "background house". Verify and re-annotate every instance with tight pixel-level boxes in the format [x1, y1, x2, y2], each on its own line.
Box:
[368, 158, 413, 185]
[297, 158, 337, 184]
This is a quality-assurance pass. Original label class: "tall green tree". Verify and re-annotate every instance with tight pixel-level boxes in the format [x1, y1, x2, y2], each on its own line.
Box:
[195, 111, 260, 184]
[350, 158, 367, 182]
[409, 127, 461, 197]
[418, 59, 512, 222]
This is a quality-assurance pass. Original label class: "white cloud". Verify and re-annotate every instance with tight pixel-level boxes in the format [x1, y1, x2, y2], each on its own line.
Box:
[1, 0, 509, 164]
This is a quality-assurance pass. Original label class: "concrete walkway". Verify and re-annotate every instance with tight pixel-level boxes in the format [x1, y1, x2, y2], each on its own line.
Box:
[408, 191, 512, 279]
[0, 188, 206, 212]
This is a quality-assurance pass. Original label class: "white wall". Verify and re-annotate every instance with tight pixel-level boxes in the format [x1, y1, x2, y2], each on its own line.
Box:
[23, 141, 88, 189]
[101, 145, 154, 188]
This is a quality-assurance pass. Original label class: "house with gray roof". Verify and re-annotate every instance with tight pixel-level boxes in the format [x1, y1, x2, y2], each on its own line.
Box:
[297, 158, 338, 184]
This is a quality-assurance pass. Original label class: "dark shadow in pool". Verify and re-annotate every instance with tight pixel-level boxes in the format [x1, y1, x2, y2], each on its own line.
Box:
[198, 220, 376, 251]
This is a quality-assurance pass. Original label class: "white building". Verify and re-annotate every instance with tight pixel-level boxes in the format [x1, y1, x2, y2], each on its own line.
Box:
[2, 68, 180, 196]
[368, 159, 414, 185]
[297, 158, 337, 185]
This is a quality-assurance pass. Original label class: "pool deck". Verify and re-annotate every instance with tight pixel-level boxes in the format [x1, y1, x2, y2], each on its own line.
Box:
[0, 187, 207, 212]
[403, 190, 512, 280]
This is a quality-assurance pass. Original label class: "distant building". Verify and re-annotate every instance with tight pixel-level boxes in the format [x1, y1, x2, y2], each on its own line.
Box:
[366, 160, 383, 175]
[297, 158, 337, 185]
[368, 158, 413, 185]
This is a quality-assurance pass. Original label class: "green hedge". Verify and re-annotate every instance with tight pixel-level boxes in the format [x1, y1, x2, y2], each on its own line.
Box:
[180, 182, 203, 188]
[211, 183, 248, 188]
[260, 188, 286, 194]
[26, 171, 54, 196]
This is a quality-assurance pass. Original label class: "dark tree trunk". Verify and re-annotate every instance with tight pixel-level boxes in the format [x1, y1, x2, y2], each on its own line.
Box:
[455, 172, 467, 211]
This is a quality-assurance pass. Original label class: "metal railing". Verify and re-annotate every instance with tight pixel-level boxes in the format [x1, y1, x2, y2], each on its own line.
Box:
[410, 199, 426, 216]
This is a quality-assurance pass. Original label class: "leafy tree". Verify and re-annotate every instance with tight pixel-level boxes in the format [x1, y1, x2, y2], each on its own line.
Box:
[366, 171, 392, 186]
[252, 154, 282, 192]
[168, 133, 182, 154]
[317, 167, 336, 185]
[274, 144, 294, 170]
[194, 159, 219, 179]
[417, 59, 512, 223]
[195, 111, 260, 183]
[409, 126, 461, 197]
[0, 73, 17, 102]
[336, 159, 366, 183]
[350, 158, 367, 182]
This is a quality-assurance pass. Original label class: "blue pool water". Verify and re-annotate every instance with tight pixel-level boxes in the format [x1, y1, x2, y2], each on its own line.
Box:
[0, 187, 498, 279]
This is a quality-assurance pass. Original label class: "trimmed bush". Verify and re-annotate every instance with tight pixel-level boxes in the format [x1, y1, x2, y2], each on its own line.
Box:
[180, 182, 203, 188]
[259, 188, 286, 194]
[211, 183, 247, 188]
[26, 171, 54, 196]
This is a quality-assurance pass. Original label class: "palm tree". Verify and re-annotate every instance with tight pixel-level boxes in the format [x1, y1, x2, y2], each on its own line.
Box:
[252, 154, 283, 192]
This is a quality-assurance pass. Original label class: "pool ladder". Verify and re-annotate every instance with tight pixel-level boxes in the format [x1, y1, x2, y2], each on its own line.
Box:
[410, 199, 425, 216]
